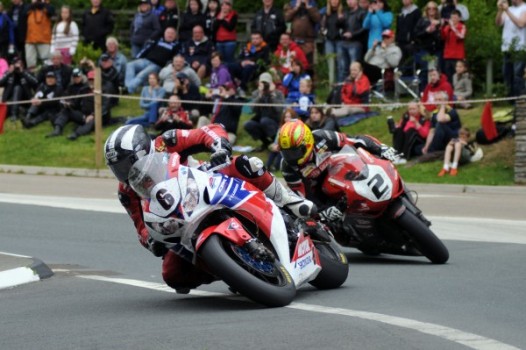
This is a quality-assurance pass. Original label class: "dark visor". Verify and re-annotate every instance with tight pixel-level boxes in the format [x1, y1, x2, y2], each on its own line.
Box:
[110, 157, 136, 183]
[281, 146, 306, 165]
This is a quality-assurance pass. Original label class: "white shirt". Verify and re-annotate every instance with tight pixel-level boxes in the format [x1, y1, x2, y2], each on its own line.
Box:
[501, 3, 526, 51]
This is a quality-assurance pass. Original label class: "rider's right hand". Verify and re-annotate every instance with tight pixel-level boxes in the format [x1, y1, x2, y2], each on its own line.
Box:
[319, 206, 343, 222]
[147, 236, 168, 257]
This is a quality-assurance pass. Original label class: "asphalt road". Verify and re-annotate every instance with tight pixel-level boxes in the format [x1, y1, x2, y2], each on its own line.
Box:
[1, 173, 525, 349]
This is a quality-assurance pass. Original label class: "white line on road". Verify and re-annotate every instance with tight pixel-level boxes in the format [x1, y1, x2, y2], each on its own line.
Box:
[79, 275, 520, 350]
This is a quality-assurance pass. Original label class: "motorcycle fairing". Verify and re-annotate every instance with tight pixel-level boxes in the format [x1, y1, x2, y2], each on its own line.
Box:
[195, 217, 252, 251]
[290, 231, 321, 286]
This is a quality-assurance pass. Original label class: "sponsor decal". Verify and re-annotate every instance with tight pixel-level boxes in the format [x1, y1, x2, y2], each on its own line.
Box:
[296, 239, 311, 258]
[227, 220, 241, 230]
[297, 255, 313, 269]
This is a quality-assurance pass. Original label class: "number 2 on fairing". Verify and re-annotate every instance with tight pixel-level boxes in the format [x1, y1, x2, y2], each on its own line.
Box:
[367, 174, 389, 200]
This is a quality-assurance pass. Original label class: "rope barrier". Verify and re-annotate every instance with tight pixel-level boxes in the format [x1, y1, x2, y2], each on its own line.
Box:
[1, 90, 522, 110]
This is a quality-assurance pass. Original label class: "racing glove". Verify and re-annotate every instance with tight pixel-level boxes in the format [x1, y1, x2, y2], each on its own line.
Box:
[380, 145, 403, 163]
[146, 236, 168, 257]
[210, 137, 232, 168]
[319, 206, 343, 222]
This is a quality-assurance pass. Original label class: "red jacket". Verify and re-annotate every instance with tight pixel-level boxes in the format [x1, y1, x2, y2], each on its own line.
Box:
[274, 41, 309, 75]
[421, 74, 454, 112]
[399, 114, 431, 139]
[441, 23, 466, 60]
[214, 11, 237, 42]
[341, 74, 371, 110]
[117, 125, 228, 247]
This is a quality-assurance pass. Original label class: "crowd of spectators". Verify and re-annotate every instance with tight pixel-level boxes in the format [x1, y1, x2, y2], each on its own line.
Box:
[0, 0, 522, 165]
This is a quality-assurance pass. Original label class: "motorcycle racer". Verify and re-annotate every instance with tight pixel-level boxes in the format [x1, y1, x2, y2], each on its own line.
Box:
[277, 119, 401, 223]
[105, 124, 315, 293]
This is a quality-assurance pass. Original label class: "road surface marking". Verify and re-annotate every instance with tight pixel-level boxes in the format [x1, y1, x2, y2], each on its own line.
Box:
[79, 275, 520, 350]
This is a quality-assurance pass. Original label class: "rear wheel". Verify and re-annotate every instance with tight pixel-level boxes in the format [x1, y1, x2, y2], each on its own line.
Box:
[309, 240, 349, 289]
[200, 235, 296, 307]
[397, 210, 449, 264]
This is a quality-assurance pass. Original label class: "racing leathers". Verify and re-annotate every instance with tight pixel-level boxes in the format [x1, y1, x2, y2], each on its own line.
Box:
[117, 124, 313, 291]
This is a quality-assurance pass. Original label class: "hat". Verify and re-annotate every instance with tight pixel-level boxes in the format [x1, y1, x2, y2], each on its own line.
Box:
[381, 29, 395, 38]
[45, 71, 56, 78]
[176, 72, 188, 80]
[258, 72, 276, 90]
[100, 53, 111, 61]
[222, 81, 236, 90]
[72, 68, 82, 77]
[87, 70, 95, 80]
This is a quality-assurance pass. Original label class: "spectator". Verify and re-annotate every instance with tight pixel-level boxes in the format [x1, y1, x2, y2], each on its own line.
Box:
[155, 95, 192, 133]
[283, 58, 311, 102]
[50, 6, 79, 66]
[98, 37, 127, 88]
[244, 72, 285, 151]
[204, 0, 220, 41]
[82, 0, 114, 51]
[273, 32, 309, 76]
[197, 81, 242, 143]
[422, 90, 461, 154]
[363, 0, 393, 50]
[99, 53, 121, 107]
[421, 67, 453, 113]
[496, 0, 526, 98]
[414, 1, 443, 89]
[207, 51, 233, 95]
[7, 0, 29, 63]
[320, 0, 345, 84]
[395, 0, 421, 66]
[46, 68, 89, 137]
[126, 72, 166, 127]
[182, 25, 214, 79]
[290, 77, 315, 121]
[125, 26, 180, 93]
[228, 31, 270, 97]
[359, 0, 370, 10]
[37, 51, 72, 90]
[159, 54, 200, 93]
[173, 71, 205, 120]
[150, 0, 165, 16]
[337, 0, 367, 82]
[0, 56, 38, 121]
[441, 9, 466, 83]
[306, 105, 340, 131]
[21, 70, 63, 129]
[64, 70, 112, 141]
[0, 56, 7, 77]
[439, 0, 469, 21]
[251, 0, 287, 51]
[437, 127, 474, 176]
[266, 107, 298, 171]
[158, 0, 180, 33]
[25, 0, 54, 70]
[389, 101, 431, 161]
[130, 0, 161, 59]
[179, 0, 206, 43]
[364, 29, 402, 85]
[284, 0, 321, 68]
[452, 59, 472, 108]
[213, 0, 238, 64]
[0, 2, 15, 58]
[331, 61, 370, 117]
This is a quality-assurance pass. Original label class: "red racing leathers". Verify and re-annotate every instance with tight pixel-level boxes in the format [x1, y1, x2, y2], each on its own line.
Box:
[117, 124, 275, 290]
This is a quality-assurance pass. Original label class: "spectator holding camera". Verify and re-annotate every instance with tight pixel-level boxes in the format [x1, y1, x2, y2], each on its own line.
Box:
[21, 70, 63, 129]
[213, 0, 238, 64]
[441, 9, 466, 83]
[496, 0, 526, 98]
[155, 94, 192, 133]
[37, 51, 72, 90]
[363, 0, 393, 50]
[173, 71, 206, 120]
[159, 54, 200, 93]
[389, 101, 430, 162]
[244, 72, 285, 151]
[0, 56, 38, 121]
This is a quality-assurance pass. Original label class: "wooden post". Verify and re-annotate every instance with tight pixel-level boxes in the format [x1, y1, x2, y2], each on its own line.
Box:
[515, 97, 526, 184]
[486, 59, 493, 96]
[94, 68, 103, 169]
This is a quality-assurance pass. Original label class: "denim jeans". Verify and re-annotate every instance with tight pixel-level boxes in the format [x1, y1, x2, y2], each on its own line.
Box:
[125, 58, 161, 94]
[503, 53, 526, 97]
[324, 40, 338, 84]
[216, 41, 237, 64]
[125, 102, 160, 127]
[337, 40, 362, 82]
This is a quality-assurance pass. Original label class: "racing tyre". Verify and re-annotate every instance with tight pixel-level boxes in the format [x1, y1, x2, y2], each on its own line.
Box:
[309, 240, 349, 289]
[397, 210, 449, 264]
[200, 234, 296, 307]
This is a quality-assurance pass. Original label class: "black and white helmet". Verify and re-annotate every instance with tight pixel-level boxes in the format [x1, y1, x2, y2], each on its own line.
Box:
[104, 125, 153, 183]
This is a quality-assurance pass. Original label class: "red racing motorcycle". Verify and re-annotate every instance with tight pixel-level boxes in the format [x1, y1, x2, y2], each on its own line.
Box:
[320, 145, 449, 264]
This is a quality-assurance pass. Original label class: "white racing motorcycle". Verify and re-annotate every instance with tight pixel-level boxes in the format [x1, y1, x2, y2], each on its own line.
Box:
[128, 152, 349, 307]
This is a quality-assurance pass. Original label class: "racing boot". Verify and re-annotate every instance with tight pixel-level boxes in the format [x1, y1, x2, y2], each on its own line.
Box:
[263, 177, 316, 219]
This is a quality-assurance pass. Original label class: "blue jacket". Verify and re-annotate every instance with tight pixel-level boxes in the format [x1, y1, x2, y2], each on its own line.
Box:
[363, 10, 393, 49]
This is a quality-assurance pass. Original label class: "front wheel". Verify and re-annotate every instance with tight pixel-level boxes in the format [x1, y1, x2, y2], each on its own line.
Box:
[200, 235, 296, 307]
[309, 240, 349, 289]
[397, 210, 449, 264]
